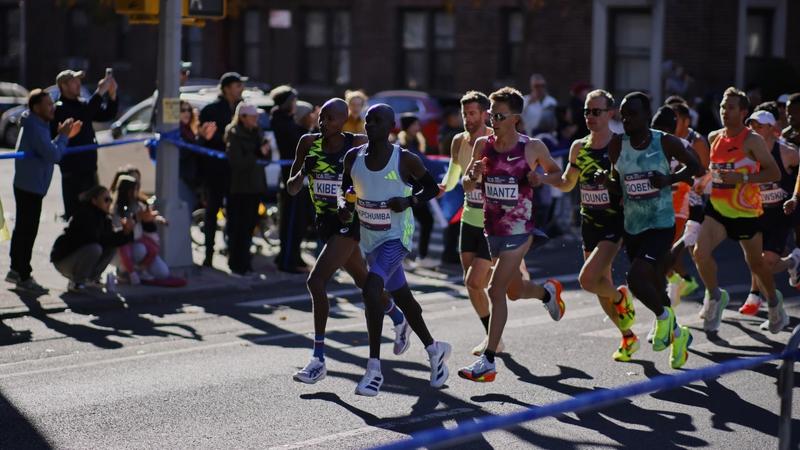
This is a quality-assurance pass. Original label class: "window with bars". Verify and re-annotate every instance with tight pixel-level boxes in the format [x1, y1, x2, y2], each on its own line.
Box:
[608, 9, 651, 93]
[746, 8, 773, 57]
[401, 10, 455, 90]
[243, 10, 261, 79]
[500, 10, 523, 77]
[302, 10, 351, 86]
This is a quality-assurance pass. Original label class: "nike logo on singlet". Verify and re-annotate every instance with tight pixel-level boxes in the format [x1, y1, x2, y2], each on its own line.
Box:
[645, 151, 659, 158]
[507, 155, 522, 162]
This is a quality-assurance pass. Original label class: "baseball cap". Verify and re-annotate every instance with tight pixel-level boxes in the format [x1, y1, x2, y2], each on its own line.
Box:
[746, 110, 776, 126]
[180, 61, 192, 72]
[270, 85, 298, 108]
[294, 100, 313, 122]
[219, 72, 247, 88]
[236, 102, 259, 116]
[56, 69, 85, 85]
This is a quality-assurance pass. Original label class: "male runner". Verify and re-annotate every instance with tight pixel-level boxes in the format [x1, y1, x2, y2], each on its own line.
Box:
[608, 92, 701, 369]
[458, 87, 565, 382]
[739, 105, 798, 316]
[552, 89, 638, 362]
[692, 87, 788, 335]
[339, 104, 451, 396]
[287, 99, 410, 384]
[781, 94, 800, 245]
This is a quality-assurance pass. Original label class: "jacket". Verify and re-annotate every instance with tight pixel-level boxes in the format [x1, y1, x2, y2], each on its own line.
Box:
[14, 111, 68, 195]
[270, 108, 306, 182]
[225, 122, 268, 194]
[51, 93, 118, 174]
[199, 96, 238, 188]
[50, 202, 132, 263]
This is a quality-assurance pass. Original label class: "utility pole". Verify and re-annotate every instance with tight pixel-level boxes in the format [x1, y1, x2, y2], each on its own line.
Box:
[155, 0, 192, 268]
[18, 0, 26, 86]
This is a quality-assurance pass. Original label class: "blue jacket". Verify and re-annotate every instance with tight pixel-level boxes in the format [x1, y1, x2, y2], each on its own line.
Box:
[14, 111, 67, 196]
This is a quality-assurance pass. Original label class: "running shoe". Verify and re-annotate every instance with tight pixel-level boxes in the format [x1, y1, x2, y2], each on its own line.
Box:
[293, 357, 326, 384]
[458, 354, 496, 382]
[703, 289, 729, 332]
[652, 307, 676, 352]
[670, 326, 693, 369]
[646, 318, 657, 344]
[5, 269, 21, 284]
[15, 277, 49, 295]
[765, 291, 789, 334]
[542, 279, 565, 321]
[612, 334, 640, 362]
[427, 341, 452, 388]
[679, 276, 700, 297]
[355, 359, 383, 396]
[667, 273, 683, 307]
[393, 319, 412, 355]
[471, 337, 505, 356]
[738, 293, 763, 316]
[615, 285, 636, 331]
[67, 281, 87, 293]
[788, 248, 800, 288]
[416, 257, 439, 269]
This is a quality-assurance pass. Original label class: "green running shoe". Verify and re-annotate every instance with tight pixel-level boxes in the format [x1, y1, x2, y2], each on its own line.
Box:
[679, 276, 700, 297]
[670, 326, 693, 369]
[615, 285, 636, 331]
[612, 334, 640, 362]
[652, 307, 676, 352]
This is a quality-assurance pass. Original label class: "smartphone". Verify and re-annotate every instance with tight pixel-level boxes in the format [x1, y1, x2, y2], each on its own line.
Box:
[105, 67, 113, 77]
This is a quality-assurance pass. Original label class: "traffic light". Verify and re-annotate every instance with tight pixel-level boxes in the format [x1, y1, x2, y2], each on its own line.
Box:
[114, 0, 158, 15]
[184, 0, 226, 19]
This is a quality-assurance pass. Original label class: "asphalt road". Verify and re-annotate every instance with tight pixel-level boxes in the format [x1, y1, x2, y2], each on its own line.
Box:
[1, 234, 800, 449]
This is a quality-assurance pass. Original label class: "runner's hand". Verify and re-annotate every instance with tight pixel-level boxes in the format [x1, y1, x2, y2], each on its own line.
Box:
[649, 171, 672, 189]
[592, 169, 609, 186]
[302, 155, 317, 175]
[338, 205, 353, 223]
[387, 196, 411, 212]
[436, 184, 446, 199]
[784, 197, 798, 215]
[717, 170, 744, 185]
[526, 171, 542, 187]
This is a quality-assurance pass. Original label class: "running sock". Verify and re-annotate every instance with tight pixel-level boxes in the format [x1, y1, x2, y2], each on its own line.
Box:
[313, 334, 325, 361]
[484, 349, 496, 363]
[709, 287, 721, 301]
[673, 325, 681, 338]
[613, 290, 624, 304]
[367, 358, 381, 372]
[384, 299, 405, 326]
[657, 309, 670, 321]
[479, 315, 490, 333]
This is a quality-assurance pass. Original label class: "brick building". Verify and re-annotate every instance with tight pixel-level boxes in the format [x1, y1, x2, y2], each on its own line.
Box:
[2, 0, 798, 107]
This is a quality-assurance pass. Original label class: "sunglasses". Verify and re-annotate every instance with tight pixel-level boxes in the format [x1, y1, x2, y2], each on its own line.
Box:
[490, 112, 519, 122]
[583, 108, 610, 117]
[180, 108, 193, 113]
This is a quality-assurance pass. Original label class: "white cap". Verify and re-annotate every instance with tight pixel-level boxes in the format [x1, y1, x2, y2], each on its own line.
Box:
[236, 102, 259, 116]
[778, 94, 790, 104]
[746, 110, 776, 126]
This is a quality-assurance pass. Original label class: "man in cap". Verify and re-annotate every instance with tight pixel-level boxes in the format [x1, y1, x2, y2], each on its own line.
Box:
[52, 69, 118, 220]
[271, 85, 314, 273]
[198, 71, 246, 267]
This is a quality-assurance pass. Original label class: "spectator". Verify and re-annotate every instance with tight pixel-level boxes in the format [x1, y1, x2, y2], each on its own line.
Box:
[198, 72, 245, 267]
[784, 93, 800, 147]
[52, 69, 119, 220]
[112, 175, 171, 285]
[343, 89, 367, 133]
[294, 100, 320, 132]
[568, 82, 592, 139]
[664, 63, 692, 98]
[777, 93, 791, 136]
[521, 73, 557, 136]
[398, 114, 435, 269]
[6, 89, 81, 294]
[178, 100, 216, 211]
[225, 102, 269, 276]
[271, 85, 313, 273]
[50, 185, 134, 293]
[437, 108, 463, 156]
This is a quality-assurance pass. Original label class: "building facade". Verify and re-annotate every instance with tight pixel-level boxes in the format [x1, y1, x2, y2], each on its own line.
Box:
[3, 0, 799, 107]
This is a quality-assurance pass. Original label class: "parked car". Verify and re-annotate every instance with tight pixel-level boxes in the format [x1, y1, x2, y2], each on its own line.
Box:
[97, 88, 276, 194]
[0, 82, 28, 116]
[0, 84, 91, 148]
[368, 90, 444, 149]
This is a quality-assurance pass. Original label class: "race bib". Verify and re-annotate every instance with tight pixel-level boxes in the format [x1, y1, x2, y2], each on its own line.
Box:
[623, 172, 659, 200]
[711, 162, 736, 189]
[580, 183, 611, 209]
[311, 173, 342, 204]
[484, 175, 518, 207]
[356, 199, 392, 231]
[760, 182, 786, 207]
[465, 183, 484, 208]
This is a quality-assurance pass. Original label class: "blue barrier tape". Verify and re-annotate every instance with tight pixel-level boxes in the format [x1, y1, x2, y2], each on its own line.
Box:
[373, 347, 800, 450]
[0, 137, 152, 160]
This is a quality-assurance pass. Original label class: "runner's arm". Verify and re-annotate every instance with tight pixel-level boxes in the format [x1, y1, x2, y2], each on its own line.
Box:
[554, 139, 582, 192]
[402, 150, 439, 202]
[605, 134, 623, 196]
[462, 137, 488, 192]
[440, 133, 464, 192]
[743, 133, 780, 184]
[691, 135, 710, 170]
[337, 148, 358, 222]
[525, 139, 563, 186]
[287, 134, 315, 196]
[661, 134, 702, 186]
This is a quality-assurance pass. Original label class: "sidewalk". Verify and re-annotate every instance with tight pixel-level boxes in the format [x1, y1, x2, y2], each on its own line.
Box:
[0, 161, 309, 319]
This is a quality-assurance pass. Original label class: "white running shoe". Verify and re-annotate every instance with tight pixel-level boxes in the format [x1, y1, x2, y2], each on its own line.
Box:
[788, 248, 800, 287]
[293, 357, 326, 384]
[703, 289, 729, 332]
[698, 290, 711, 320]
[427, 341, 452, 388]
[393, 320, 412, 355]
[762, 291, 790, 334]
[355, 359, 383, 396]
[471, 337, 505, 356]
[416, 257, 439, 269]
[542, 279, 566, 321]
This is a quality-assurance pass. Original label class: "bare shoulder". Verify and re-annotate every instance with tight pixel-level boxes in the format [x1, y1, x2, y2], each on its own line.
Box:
[708, 128, 723, 144]
[352, 134, 368, 146]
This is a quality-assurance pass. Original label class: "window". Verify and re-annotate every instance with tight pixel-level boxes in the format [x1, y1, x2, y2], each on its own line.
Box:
[608, 9, 651, 93]
[401, 10, 455, 90]
[746, 8, 773, 57]
[243, 10, 261, 79]
[302, 11, 351, 85]
[66, 8, 89, 57]
[500, 10, 524, 77]
[0, 5, 20, 75]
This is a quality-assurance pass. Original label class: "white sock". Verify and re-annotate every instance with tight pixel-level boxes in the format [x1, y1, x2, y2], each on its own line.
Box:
[367, 358, 381, 371]
[425, 342, 438, 354]
[673, 325, 681, 338]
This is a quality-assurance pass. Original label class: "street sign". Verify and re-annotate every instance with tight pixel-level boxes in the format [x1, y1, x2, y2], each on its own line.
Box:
[184, 0, 226, 19]
[114, 0, 158, 15]
[162, 97, 181, 124]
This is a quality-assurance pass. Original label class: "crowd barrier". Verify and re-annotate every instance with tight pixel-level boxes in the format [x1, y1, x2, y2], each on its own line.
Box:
[373, 325, 800, 450]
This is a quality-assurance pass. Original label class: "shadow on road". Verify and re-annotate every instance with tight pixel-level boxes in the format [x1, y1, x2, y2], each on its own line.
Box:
[0, 390, 53, 450]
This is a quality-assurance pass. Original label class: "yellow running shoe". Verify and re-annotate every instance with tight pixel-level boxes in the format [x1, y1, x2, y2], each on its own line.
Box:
[670, 326, 693, 369]
[612, 334, 640, 362]
[615, 285, 636, 331]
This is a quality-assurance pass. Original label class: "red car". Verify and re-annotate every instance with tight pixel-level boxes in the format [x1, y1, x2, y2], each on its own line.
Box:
[368, 90, 443, 149]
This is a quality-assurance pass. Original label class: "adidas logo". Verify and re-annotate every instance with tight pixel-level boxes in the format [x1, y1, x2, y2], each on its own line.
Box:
[385, 170, 399, 181]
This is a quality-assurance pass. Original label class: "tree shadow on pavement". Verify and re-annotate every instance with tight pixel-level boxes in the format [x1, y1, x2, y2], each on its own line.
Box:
[0, 319, 32, 346]
[490, 354, 706, 449]
[0, 390, 53, 450]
